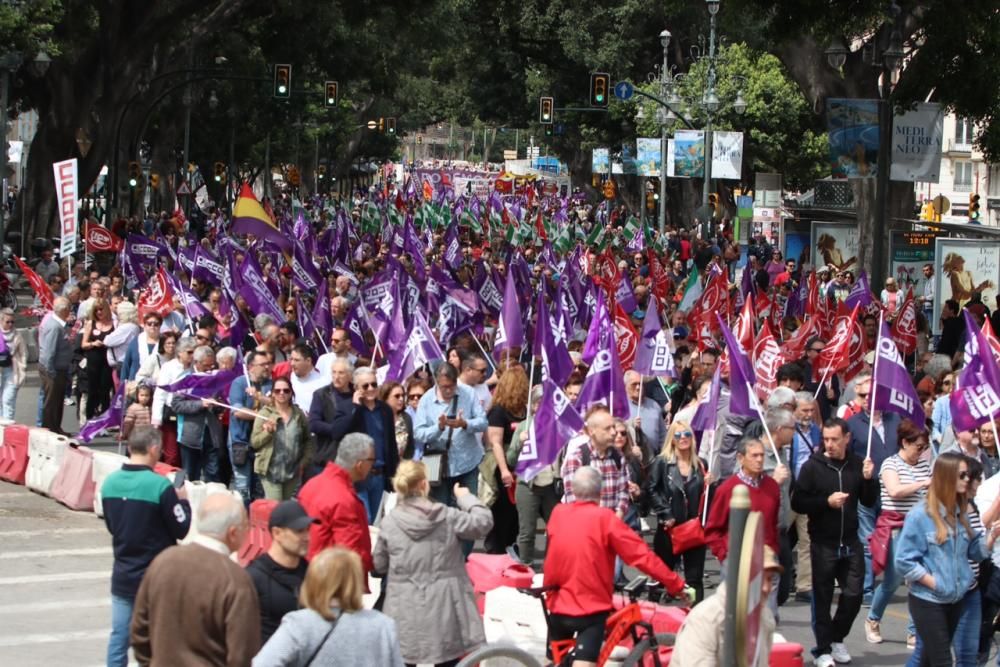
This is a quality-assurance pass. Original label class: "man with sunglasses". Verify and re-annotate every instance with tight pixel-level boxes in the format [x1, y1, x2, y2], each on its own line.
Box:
[228, 350, 274, 504]
[803, 336, 841, 422]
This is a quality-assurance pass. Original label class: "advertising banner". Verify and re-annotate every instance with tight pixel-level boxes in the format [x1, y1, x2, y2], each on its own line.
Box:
[592, 148, 609, 174]
[636, 138, 662, 177]
[827, 98, 879, 178]
[891, 102, 944, 183]
[711, 131, 744, 180]
[673, 130, 705, 178]
[811, 221, 860, 274]
[890, 231, 937, 298]
[53, 158, 79, 257]
[934, 238, 1000, 334]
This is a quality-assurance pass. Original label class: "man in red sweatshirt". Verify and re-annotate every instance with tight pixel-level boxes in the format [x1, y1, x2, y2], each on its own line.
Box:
[544, 466, 694, 667]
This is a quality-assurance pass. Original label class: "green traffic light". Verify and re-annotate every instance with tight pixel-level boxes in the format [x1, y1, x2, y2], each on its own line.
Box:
[278, 85, 287, 94]
[128, 178, 137, 187]
[596, 94, 604, 102]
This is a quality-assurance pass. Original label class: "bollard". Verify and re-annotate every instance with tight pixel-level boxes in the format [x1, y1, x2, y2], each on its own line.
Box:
[722, 484, 750, 667]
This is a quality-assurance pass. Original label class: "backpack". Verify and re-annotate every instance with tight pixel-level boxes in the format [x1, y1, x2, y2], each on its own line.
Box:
[579, 443, 623, 470]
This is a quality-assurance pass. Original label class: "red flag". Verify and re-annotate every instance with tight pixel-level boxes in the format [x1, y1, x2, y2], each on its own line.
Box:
[137, 267, 174, 320]
[593, 249, 621, 298]
[688, 270, 729, 335]
[646, 249, 671, 304]
[784, 315, 821, 361]
[753, 320, 786, 401]
[394, 190, 406, 212]
[14, 256, 54, 310]
[613, 303, 638, 370]
[814, 303, 861, 382]
[422, 180, 433, 202]
[890, 288, 918, 356]
[534, 210, 547, 241]
[84, 223, 124, 252]
[721, 299, 756, 378]
[981, 319, 1000, 366]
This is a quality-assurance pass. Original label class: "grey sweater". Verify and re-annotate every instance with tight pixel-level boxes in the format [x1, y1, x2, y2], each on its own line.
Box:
[253, 607, 404, 667]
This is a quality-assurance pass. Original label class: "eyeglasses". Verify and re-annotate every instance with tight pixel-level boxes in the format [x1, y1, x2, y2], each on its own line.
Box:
[285, 310, 295, 315]
[615, 430, 628, 436]
[390, 392, 405, 399]
[676, 431, 693, 438]
[273, 388, 292, 395]
[960, 471, 970, 480]
[408, 393, 424, 402]
[359, 382, 377, 390]
[145, 321, 160, 326]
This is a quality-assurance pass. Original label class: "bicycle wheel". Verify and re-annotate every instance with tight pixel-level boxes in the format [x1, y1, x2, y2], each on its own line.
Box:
[621, 633, 676, 667]
[456, 643, 543, 667]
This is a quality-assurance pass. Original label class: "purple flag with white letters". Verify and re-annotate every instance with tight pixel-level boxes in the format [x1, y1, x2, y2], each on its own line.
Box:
[632, 305, 675, 378]
[516, 379, 584, 481]
[951, 311, 1000, 431]
[192, 246, 224, 287]
[582, 290, 611, 365]
[717, 313, 758, 417]
[238, 253, 284, 322]
[691, 364, 722, 432]
[844, 270, 875, 309]
[386, 310, 444, 382]
[493, 268, 524, 363]
[614, 273, 638, 314]
[443, 222, 462, 271]
[532, 290, 574, 387]
[576, 304, 630, 419]
[159, 365, 243, 399]
[343, 301, 372, 357]
[78, 382, 126, 442]
[872, 322, 924, 427]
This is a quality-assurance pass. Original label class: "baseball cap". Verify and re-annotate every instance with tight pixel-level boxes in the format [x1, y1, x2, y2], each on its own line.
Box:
[268, 500, 319, 531]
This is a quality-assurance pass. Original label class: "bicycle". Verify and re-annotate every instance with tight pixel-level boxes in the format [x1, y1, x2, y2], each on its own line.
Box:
[520, 576, 678, 667]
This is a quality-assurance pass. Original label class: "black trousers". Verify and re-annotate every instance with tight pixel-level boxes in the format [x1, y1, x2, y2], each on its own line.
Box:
[908, 594, 964, 666]
[652, 526, 706, 604]
[810, 541, 865, 657]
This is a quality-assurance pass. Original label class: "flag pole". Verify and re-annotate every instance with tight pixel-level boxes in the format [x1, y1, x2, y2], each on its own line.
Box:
[525, 358, 536, 425]
[701, 430, 715, 525]
[748, 382, 782, 462]
[357, 301, 384, 367]
[865, 310, 885, 461]
[812, 366, 832, 400]
[470, 335, 497, 373]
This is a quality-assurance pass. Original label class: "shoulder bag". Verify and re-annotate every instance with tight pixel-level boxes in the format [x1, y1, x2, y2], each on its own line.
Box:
[423, 395, 459, 486]
[303, 612, 341, 666]
[668, 461, 708, 556]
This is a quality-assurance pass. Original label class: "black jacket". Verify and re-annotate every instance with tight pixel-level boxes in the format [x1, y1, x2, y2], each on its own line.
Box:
[645, 457, 708, 525]
[246, 554, 307, 644]
[791, 450, 878, 548]
[344, 400, 401, 491]
[308, 384, 356, 464]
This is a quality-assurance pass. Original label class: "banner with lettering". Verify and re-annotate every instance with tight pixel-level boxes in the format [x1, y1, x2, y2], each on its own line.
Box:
[711, 131, 744, 180]
[52, 158, 79, 257]
[890, 102, 943, 183]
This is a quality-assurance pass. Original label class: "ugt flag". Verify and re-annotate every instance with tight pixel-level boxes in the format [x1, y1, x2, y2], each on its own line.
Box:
[516, 379, 584, 481]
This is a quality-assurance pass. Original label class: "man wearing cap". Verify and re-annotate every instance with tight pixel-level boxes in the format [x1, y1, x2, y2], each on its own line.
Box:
[671, 546, 783, 666]
[246, 500, 315, 643]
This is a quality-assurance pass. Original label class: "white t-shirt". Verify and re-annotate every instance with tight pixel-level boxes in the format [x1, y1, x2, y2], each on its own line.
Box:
[291, 368, 327, 414]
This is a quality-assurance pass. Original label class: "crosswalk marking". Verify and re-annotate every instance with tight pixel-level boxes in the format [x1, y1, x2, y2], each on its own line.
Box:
[0, 629, 108, 647]
[0, 598, 109, 614]
[0, 570, 109, 585]
[0, 547, 112, 559]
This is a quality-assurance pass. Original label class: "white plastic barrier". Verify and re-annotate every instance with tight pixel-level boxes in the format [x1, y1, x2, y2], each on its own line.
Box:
[481, 586, 549, 661]
[91, 450, 128, 517]
[180, 481, 243, 544]
[26, 428, 72, 496]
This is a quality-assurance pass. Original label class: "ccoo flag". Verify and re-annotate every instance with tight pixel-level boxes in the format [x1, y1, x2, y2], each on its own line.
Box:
[386, 310, 445, 382]
[492, 269, 524, 363]
[532, 290, 574, 387]
[632, 304, 674, 378]
[950, 311, 1000, 431]
[232, 183, 292, 252]
[516, 379, 585, 481]
[716, 313, 758, 417]
[872, 321, 924, 428]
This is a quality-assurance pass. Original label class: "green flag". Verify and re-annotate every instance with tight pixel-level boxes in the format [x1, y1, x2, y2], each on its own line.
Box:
[622, 215, 641, 244]
[585, 223, 608, 250]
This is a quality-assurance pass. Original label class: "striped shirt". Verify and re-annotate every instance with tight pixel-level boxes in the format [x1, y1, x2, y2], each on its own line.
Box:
[879, 454, 931, 512]
[969, 504, 985, 589]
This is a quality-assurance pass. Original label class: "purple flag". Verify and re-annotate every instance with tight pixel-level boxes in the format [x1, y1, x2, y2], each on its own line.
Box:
[493, 268, 524, 363]
[632, 305, 675, 378]
[960, 310, 1000, 388]
[443, 222, 462, 271]
[951, 311, 1000, 431]
[238, 254, 284, 322]
[311, 292, 333, 342]
[159, 365, 243, 399]
[516, 379, 584, 481]
[343, 301, 372, 357]
[576, 303, 630, 419]
[691, 365, 723, 432]
[872, 322, 924, 427]
[614, 274, 638, 314]
[164, 273, 211, 324]
[717, 313, 758, 417]
[191, 247, 224, 287]
[0, 330, 8, 356]
[582, 290, 610, 365]
[532, 291, 574, 387]
[78, 382, 126, 442]
[290, 241, 323, 292]
[386, 311, 444, 382]
[844, 270, 874, 309]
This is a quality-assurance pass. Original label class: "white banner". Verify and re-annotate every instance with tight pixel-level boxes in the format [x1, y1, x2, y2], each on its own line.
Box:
[891, 102, 944, 183]
[711, 131, 744, 180]
[52, 158, 79, 258]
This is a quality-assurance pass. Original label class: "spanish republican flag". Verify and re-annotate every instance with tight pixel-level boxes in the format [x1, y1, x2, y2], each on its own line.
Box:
[232, 183, 291, 252]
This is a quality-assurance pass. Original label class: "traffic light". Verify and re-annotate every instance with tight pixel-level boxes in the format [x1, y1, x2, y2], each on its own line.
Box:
[324, 81, 338, 108]
[213, 161, 225, 182]
[708, 193, 720, 219]
[539, 96, 554, 124]
[273, 64, 291, 99]
[646, 192, 655, 211]
[590, 72, 610, 108]
[386, 117, 396, 135]
[127, 161, 140, 188]
[377, 117, 386, 133]
[317, 165, 326, 180]
[970, 193, 981, 221]
[149, 173, 160, 189]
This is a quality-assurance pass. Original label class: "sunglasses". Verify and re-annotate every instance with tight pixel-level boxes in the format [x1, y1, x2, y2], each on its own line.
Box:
[359, 382, 377, 390]
[273, 387, 292, 395]
[960, 471, 970, 480]
[390, 392, 405, 399]
[615, 430, 628, 436]
[857, 393, 870, 399]
[676, 431, 694, 438]
[408, 393, 424, 401]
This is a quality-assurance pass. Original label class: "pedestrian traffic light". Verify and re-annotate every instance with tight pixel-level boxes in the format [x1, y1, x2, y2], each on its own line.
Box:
[539, 97, 554, 124]
[378, 117, 386, 133]
[213, 161, 225, 182]
[149, 173, 160, 189]
[708, 193, 720, 219]
[317, 165, 326, 180]
[646, 192, 655, 211]
[273, 64, 291, 99]
[590, 73, 610, 108]
[127, 161, 140, 188]
[386, 117, 396, 136]
[324, 81, 338, 108]
[970, 193, 981, 221]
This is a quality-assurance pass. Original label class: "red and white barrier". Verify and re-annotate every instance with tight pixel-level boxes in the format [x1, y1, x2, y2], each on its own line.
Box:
[0, 424, 29, 484]
[91, 450, 128, 517]
[49, 443, 95, 511]
[26, 428, 72, 496]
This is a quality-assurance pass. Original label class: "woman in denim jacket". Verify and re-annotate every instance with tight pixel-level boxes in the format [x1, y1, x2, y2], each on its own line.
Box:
[895, 452, 999, 665]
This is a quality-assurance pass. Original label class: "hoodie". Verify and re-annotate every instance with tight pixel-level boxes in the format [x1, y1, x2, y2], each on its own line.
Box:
[246, 553, 307, 644]
[791, 449, 878, 548]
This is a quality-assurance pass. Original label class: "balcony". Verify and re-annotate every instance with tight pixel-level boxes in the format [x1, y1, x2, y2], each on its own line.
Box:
[945, 138, 973, 154]
[953, 181, 973, 193]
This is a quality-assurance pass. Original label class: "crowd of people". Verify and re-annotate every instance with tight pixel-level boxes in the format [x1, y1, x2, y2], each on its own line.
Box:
[21, 180, 1000, 666]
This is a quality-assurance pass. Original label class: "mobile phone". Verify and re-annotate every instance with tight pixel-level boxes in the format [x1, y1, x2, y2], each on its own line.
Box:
[172, 470, 186, 489]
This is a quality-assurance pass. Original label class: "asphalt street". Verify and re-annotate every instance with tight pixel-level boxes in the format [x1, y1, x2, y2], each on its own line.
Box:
[0, 372, 981, 666]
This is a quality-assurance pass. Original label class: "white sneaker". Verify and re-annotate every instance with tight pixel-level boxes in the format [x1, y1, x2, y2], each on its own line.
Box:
[814, 655, 835, 667]
[830, 643, 851, 664]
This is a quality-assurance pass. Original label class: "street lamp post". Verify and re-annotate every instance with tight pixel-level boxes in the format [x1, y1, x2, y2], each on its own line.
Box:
[701, 0, 721, 208]
[658, 30, 670, 235]
[825, 0, 904, 285]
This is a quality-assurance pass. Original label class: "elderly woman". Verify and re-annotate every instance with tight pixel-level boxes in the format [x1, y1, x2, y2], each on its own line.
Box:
[0, 308, 26, 421]
[80, 297, 116, 418]
[103, 301, 140, 384]
[170, 345, 223, 482]
[345, 367, 399, 523]
[373, 460, 492, 667]
[254, 547, 403, 667]
[251, 376, 315, 500]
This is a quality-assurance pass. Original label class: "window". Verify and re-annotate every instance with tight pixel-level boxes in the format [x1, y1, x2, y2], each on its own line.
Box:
[954, 161, 973, 192]
[955, 117, 975, 148]
[990, 165, 1000, 198]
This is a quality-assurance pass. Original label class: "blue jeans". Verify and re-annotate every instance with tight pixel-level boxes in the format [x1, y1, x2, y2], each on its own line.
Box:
[180, 444, 219, 483]
[430, 467, 479, 557]
[356, 473, 385, 525]
[36, 381, 45, 426]
[0, 365, 16, 421]
[228, 439, 254, 506]
[107, 594, 134, 667]
[908, 588, 980, 667]
[867, 534, 915, 635]
[857, 501, 879, 598]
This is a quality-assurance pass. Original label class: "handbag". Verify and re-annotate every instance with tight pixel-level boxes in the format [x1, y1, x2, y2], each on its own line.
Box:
[424, 395, 459, 486]
[231, 441, 251, 467]
[668, 463, 708, 556]
[303, 612, 341, 666]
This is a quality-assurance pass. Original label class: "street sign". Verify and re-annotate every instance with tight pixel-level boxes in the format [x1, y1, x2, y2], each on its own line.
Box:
[614, 81, 634, 101]
[502, 150, 518, 160]
[176, 181, 191, 195]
